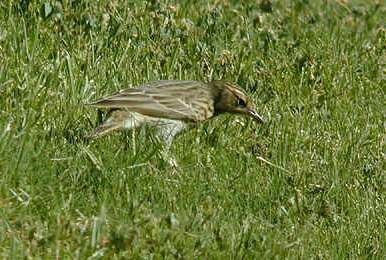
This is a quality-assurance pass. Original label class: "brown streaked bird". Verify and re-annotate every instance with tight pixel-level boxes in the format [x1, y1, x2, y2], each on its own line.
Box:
[87, 80, 264, 145]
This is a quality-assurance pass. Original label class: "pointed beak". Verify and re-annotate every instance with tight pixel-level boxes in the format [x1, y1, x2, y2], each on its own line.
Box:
[248, 109, 265, 124]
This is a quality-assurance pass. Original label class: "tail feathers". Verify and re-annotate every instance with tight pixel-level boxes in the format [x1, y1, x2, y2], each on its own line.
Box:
[87, 122, 123, 139]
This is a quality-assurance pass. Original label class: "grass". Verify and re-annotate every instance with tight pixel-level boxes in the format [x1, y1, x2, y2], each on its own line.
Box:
[0, 0, 385, 258]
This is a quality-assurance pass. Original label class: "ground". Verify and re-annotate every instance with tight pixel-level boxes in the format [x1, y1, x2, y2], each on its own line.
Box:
[0, 0, 385, 258]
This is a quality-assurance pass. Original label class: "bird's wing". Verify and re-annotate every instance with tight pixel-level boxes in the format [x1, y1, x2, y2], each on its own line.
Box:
[88, 80, 214, 122]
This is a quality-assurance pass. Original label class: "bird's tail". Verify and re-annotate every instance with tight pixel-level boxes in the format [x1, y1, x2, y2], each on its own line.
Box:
[86, 109, 124, 140]
[87, 122, 123, 139]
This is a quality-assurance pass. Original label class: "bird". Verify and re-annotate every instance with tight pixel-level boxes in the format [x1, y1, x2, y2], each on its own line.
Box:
[87, 80, 264, 145]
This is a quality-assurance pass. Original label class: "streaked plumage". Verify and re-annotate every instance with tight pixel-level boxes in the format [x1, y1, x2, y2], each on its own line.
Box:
[87, 80, 264, 143]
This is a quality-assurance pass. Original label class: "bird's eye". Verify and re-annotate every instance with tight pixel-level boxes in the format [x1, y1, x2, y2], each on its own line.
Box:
[237, 98, 246, 107]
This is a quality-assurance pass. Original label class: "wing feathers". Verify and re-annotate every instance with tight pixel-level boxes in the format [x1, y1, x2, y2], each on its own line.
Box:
[89, 80, 214, 121]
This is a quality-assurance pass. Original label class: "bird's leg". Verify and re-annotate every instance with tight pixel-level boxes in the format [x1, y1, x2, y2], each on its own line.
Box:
[154, 121, 185, 169]
[154, 134, 179, 169]
[160, 148, 179, 169]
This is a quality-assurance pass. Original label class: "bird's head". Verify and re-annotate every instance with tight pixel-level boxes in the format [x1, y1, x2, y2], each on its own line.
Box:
[210, 81, 264, 123]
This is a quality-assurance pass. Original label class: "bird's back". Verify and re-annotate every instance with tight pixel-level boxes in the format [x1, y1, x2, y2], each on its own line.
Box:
[89, 80, 215, 122]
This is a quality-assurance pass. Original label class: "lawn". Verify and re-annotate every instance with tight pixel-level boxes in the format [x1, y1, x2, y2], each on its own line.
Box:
[0, 0, 385, 258]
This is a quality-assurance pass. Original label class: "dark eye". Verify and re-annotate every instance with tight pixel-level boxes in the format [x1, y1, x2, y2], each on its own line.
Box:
[237, 98, 246, 107]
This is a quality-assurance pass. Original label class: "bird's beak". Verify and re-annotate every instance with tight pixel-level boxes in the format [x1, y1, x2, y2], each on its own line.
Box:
[248, 109, 265, 124]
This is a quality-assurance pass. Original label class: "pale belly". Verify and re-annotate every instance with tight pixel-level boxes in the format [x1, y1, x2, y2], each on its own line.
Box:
[122, 112, 188, 145]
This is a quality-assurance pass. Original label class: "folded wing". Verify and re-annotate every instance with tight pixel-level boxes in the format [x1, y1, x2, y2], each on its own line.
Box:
[88, 80, 214, 122]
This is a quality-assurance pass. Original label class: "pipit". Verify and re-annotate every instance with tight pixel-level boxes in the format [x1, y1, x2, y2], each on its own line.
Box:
[87, 80, 264, 145]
